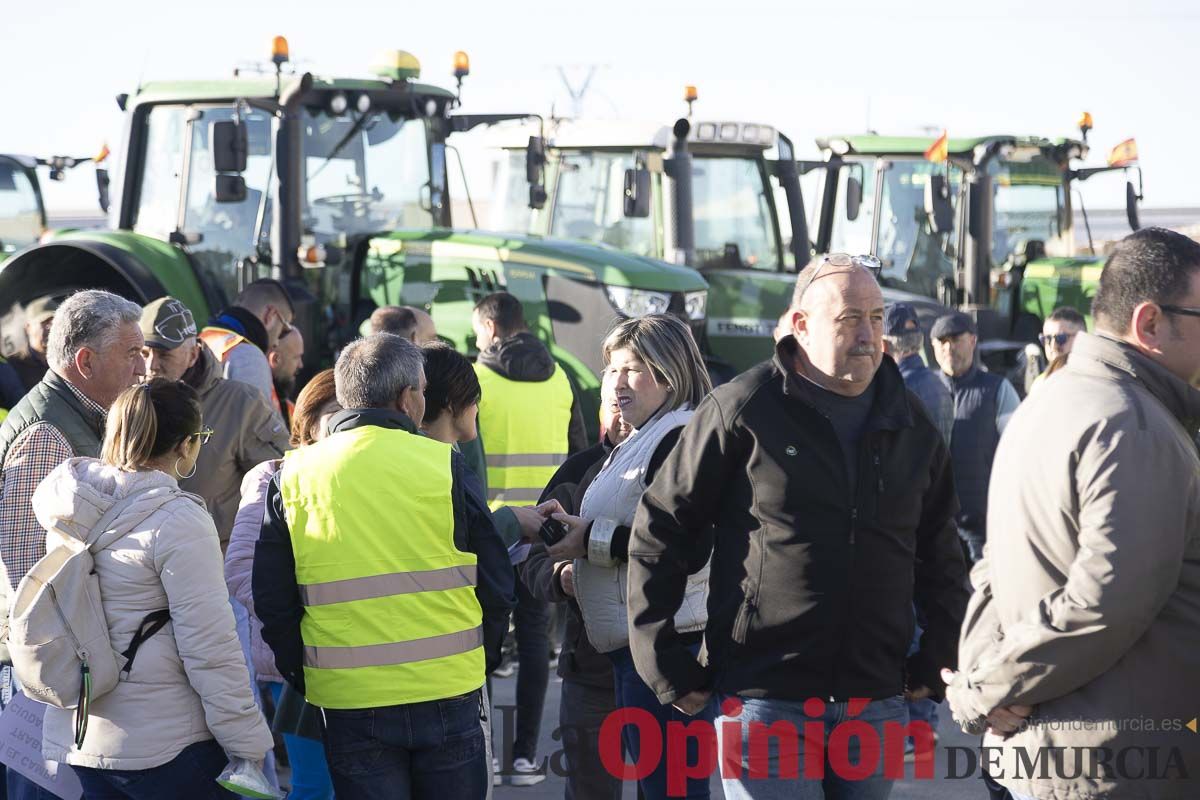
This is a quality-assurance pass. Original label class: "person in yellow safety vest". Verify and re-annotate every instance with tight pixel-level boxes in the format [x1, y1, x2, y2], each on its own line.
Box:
[470, 292, 587, 510]
[253, 333, 520, 799]
[200, 278, 295, 414]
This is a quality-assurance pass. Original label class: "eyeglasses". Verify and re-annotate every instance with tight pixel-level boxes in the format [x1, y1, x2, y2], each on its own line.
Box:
[1038, 332, 1076, 347]
[794, 253, 883, 305]
[192, 428, 215, 445]
[1160, 304, 1200, 319]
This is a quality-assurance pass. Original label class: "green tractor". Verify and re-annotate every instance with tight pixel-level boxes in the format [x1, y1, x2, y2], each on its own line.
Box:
[0, 41, 708, 432]
[0, 152, 109, 263]
[806, 118, 1143, 376]
[486, 109, 820, 375]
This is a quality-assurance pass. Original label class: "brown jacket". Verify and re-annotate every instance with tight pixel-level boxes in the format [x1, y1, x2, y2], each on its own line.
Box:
[948, 333, 1200, 799]
[180, 347, 289, 541]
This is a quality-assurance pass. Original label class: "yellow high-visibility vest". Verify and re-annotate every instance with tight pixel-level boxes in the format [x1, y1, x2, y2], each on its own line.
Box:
[280, 425, 483, 709]
[474, 364, 573, 510]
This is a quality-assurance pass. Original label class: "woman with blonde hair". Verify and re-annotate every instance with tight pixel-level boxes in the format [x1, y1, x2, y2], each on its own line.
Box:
[546, 313, 715, 800]
[33, 378, 272, 797]
[225, 368, 341, 800]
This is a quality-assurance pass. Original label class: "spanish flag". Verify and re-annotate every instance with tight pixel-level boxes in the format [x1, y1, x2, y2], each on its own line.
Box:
[924, 130, 949, 163]
[94, 143, 111, 164]
[1107, 138, 1138, 167]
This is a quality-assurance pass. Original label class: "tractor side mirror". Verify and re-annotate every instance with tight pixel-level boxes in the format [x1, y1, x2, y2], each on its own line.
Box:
[214, 174, 247, 203]
[212, 121, 247, 174]
[95, 168, 111, 214]
[526, 136, 547, 210]
[845, 175, 862, 221]
[624, 160, 651, 218]
[1125, 180, 1141, 231]
[924, 174, 954, 234]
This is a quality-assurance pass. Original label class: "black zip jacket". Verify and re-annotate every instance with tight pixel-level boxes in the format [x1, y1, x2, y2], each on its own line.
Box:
[253, 408, 516, 695]
[627, 336, 968, 704]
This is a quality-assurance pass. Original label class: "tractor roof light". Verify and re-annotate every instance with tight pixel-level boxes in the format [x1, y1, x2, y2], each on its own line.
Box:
[454, 51, 471, 80]
[271, 36, 290, 66]
[372, 50, 421, 82]
[355, 93, 371, 114]
[719, 123, 738, 142]
[329, 92, 348, 116]
[828, 138, 851, 156]
[695, 122, 717, 141]
[684, 85, 698, 103]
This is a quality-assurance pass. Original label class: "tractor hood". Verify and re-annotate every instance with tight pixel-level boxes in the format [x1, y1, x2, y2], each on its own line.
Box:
[365, 228, 708, 292]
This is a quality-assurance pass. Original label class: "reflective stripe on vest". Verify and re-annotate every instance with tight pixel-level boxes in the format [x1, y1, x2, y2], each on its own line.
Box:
[474, 363, 573, 511]
[281, 426, 483, 709]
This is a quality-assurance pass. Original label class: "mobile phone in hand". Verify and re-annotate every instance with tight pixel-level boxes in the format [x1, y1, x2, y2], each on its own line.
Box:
[539, 517, 568, 548]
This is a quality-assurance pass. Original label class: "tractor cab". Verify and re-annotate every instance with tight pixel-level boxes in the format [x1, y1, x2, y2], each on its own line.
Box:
[0, 156, 45, 261]
[809, 121, 1143, 376]
[488, 95, 810, 374]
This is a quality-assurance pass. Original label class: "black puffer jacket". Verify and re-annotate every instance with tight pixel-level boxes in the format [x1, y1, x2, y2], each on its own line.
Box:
[628, 336, 968, 704]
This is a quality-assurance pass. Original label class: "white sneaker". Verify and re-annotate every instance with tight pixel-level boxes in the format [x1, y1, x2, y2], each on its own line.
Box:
[509, 757, 546, 787]
[492, 757, 501, 786]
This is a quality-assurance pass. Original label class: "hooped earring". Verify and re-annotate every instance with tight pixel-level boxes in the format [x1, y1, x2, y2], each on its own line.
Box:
[175, 457, 197, 480]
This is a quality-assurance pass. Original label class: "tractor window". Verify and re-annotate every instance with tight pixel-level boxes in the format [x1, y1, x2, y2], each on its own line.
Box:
[550, 151, 657, 257]
[875, 160, 961, 300]
[134, 105, 188, 240]
[182, 107, 275, 303]
[828, 159, 876, 257]
[0, 162, 42, 256]
[301, 110, 433, 244]
[991, 158, 1066, 264]
[491, 150, 536, 234]
[693, 156, 778, 271]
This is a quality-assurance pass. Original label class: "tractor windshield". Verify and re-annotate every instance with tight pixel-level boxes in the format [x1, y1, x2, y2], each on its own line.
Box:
[874, 160, 962, 299]
[549, 151, 658, 258]
[301, 109, 433, 244]
[990, 156, 1067, 264]
[0, 160, 42, 256]
[692, 156, 778, 271]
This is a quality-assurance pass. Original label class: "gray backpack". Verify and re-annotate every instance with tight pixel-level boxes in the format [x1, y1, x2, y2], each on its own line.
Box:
[5, 487, 170, 747]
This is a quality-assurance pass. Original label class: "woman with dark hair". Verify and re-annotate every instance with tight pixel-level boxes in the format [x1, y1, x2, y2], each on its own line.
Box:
[226, 369, 341, 800]
[420, 341, 483, 445]
[33, 378, 272, 796]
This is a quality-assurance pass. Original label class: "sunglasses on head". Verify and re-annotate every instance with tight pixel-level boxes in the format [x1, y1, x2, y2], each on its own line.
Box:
[794, 253, 883, 305]
[192, 427, 215, 445]
[1038, 332, 1076, 347]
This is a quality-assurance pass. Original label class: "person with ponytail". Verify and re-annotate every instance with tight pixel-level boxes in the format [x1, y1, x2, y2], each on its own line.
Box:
[32, 378, 272, 798]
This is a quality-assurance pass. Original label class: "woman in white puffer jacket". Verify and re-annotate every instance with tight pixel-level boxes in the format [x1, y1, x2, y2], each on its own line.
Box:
[545, 315, 716, 800]
[33, 378, 272, 797]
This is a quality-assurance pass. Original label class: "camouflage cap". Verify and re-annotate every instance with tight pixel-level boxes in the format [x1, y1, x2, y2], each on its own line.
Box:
[140, 297, 198, 350]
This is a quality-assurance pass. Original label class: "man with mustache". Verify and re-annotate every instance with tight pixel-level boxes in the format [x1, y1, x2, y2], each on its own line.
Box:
[931, 312, 1020, 564]
[628, 255, 968, 799]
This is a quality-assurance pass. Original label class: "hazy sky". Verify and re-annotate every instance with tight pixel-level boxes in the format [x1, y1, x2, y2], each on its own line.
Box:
[4, 0, 1195, 215]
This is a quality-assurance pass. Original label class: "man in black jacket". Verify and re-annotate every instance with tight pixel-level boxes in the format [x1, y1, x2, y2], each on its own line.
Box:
[627, 256, 968, 798]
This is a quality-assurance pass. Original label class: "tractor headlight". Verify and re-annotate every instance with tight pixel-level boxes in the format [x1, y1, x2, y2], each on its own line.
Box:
[683, 290, 707, 321]
[605, 286, 671, 318]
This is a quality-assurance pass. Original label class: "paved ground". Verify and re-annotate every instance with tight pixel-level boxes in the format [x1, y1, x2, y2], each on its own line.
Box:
[490, 671, 993, 799]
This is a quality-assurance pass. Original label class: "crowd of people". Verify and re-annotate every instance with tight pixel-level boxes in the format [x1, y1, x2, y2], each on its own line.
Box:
[0, 226, 1194, 800]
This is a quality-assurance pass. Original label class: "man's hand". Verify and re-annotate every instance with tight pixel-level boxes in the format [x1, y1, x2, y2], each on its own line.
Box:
[672, 690, 713, 716]
[558, 562, 575, 597]
[941, 668, 1033, 736]
[508, 499, 566, 540]
[547, 513, 588, 560]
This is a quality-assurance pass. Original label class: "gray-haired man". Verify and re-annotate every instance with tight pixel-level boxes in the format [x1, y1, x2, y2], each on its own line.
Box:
[0, 289, 145, 591]
[0, 288, 143, 800]
[254, 333, 516, 799]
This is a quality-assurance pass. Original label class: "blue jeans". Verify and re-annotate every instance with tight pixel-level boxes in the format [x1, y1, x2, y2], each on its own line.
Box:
[511, 570, 550, 761]
[268, 683, 334, 800]
[716, 695, 907, 800]
[905, 604, 939, 734]
[607, 645, 715, 800]
[71, 739, 234, 799]
[321, 690, 488, 800]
